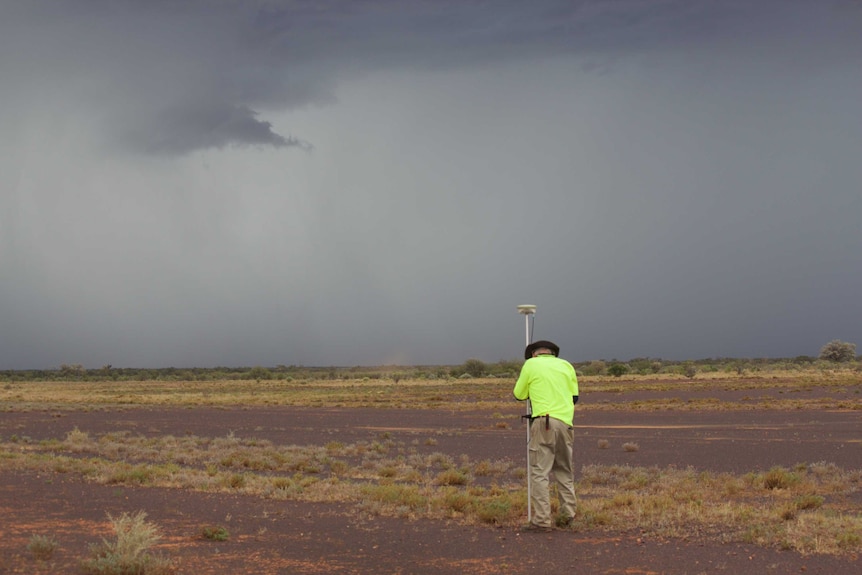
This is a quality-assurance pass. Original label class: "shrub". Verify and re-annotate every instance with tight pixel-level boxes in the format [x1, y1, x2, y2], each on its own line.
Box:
[461, 358, 487, 377]
[762, 466, 799, 490]
[224, 473, 246, 489]
[474, 498, 513, 525]
[435, 468, 471, 486]
[442, 490, 472, 513]
[818, 340, 857, 363]
[622, 442, 639, 452]
[360, 484, 426, 510]
[80, 511, 173, 575]
[201, 526, 229, 541]
[580, 360, 606, 376]
[65, 427, 94, 452]
[837, 530, 861, 548]
[28, 534, 59, 560]
[378, 465, 398, 478]
[248, 366, 273, 380]
[794, 495, 825, 510]
[607, 363, 628, 378]
[780, 506, 797, 521]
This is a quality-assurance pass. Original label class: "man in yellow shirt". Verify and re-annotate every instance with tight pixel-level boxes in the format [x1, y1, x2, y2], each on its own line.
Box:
[513, 340, 579, 531]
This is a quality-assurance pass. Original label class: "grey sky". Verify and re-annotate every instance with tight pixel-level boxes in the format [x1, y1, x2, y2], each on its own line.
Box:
[1, 1, 860, 369]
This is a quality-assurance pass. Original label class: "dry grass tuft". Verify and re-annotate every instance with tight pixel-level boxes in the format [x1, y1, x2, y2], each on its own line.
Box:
[80, 511, 173, 575]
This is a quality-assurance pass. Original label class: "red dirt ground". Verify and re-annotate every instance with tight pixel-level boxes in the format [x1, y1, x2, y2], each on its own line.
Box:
[1, 402, 860, 574]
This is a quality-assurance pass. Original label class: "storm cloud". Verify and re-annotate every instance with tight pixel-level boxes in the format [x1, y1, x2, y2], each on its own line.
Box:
[1, 0, 860, 368]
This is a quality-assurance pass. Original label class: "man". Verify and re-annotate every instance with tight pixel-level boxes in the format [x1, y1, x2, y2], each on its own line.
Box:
[513, 340, 579, 531]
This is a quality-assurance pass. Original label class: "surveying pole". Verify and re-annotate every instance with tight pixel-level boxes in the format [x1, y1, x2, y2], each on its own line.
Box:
[517, 304, 536, 523]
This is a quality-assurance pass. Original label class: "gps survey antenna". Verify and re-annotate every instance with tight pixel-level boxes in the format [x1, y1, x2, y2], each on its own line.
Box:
[517, 305, 536, 346]
[517, 304, 536, 522]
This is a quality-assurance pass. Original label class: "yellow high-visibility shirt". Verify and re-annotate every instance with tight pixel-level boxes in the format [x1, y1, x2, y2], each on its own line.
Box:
[513, 354, 579, 426]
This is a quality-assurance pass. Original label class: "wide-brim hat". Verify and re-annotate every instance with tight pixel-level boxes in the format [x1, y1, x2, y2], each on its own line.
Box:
[524, 340, 560, 360]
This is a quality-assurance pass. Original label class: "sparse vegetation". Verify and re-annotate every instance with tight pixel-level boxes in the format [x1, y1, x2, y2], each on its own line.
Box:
[2, 360, 861, 413]
[575, 463, 862, 555]
[0, 362, 860, 565]
[2, 423, 860, 557]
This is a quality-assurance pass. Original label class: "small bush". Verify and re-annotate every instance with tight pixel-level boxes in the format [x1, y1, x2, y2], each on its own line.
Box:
[576, 507, 612, 527]
[818, 340, 856, 362]
[201, 526, 229, 541]
[66, 427, 90, 444]
[461, 358, 487, 378]
[224, 473, 246, 489]
[607, 364, 628, 378]
[622, 442, 639, 452]
[473, 459, 509, 476]
[435, 468, 471, 486]
[762, 467, 799, 490]
[361, 484, 426, 511]
[581, 360, 606, 376]
[837, 530, 861, 548]
[780, 506, 797, 521]
[597, 439, 610, 449]
[80, 511, 173, 575]
[378, 465, 398, 478]
[474, 498, 513, 525]
[794, 494, 825, 510]
[611, 493, 636, 507]
[28, 534, 59, 560]
[442, 491, 472, 514]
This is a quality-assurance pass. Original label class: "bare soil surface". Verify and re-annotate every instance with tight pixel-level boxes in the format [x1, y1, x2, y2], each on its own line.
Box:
[2, 402, 860, 574]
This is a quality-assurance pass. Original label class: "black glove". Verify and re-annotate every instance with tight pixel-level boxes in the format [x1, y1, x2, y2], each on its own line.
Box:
[573, 395, 579, 405]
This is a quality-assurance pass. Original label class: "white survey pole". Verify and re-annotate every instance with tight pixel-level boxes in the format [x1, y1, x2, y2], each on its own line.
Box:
[517, 305, 535, 347]
[517, 304, 536, 523]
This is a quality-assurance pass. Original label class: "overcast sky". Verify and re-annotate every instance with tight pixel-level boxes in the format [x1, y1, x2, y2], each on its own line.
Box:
[2, 0, 860, 369]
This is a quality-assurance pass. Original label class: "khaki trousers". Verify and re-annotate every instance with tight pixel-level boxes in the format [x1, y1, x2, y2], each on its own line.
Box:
[528, 416, 577, 527]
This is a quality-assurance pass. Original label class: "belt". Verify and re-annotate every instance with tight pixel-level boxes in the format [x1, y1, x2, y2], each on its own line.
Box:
[522, 413, 552, 430]
[530, 414, 550, 430]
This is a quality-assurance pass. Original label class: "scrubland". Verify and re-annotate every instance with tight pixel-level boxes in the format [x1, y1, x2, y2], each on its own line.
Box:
[1, 364, 860, 572]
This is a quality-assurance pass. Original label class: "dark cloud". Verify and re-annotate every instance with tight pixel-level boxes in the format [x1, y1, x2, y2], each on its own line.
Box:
[1, 0, 860, 369]
[1, 0, 793, 156]
[124, 103, 312, 155]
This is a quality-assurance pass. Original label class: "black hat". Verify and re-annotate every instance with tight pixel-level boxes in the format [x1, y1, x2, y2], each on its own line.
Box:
[524, 340, 560, 360]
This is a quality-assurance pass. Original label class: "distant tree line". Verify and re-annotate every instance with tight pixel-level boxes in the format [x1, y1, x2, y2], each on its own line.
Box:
[1, 341, 856, 382]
